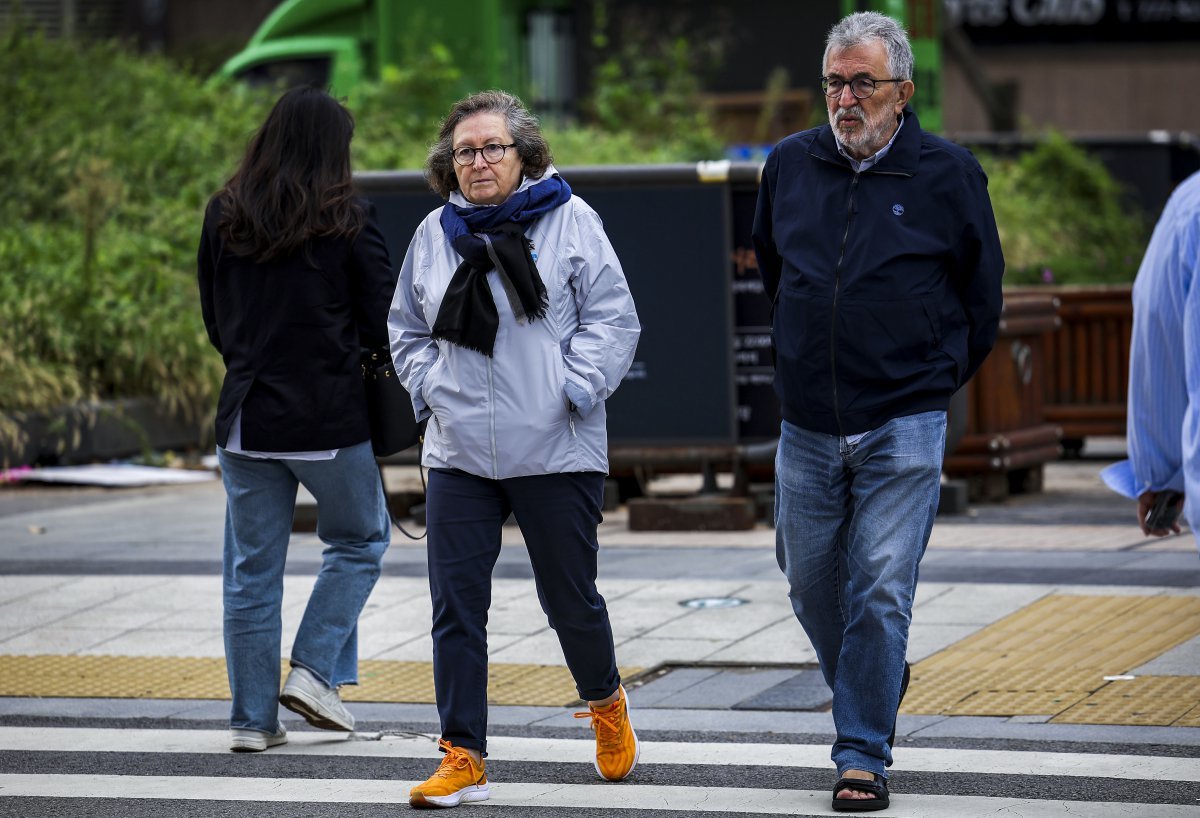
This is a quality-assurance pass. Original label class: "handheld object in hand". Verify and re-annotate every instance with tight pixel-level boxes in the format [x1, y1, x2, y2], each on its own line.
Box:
[1145, 491, 1183, 531]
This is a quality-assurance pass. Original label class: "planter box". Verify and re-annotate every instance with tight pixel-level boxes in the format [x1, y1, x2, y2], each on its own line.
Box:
[943, 292, 1063, 500]
[1032, 285, 1132, 455]
[1, 398, 210, 468]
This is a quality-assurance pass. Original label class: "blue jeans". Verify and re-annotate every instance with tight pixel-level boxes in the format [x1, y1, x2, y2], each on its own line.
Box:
[218, 441, 390, 733]
[775, 412, 945, 778]
[426, 468, 620, 755]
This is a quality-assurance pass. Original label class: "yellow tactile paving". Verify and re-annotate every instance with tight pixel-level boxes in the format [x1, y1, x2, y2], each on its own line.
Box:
[946, 689, 1090, 717]
[0, 655, 641, 707]
[902, 594, 1200, 726]
[1053, 676, 1200, 726]
[902, 666, 1105, 714]
[0, 655, 230, 699]
[348, 660, 435, 703]
[1176, 704, 1200, 728]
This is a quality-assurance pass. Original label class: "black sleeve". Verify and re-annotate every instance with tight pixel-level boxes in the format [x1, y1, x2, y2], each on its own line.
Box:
[350, 201, 397, 351]
[752, 149, 783, 309]
[197, 199, 222, 354]
[956, 164, 1006, 387]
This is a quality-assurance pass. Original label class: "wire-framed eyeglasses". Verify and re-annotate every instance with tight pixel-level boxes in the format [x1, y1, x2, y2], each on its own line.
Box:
[820, 76, 902, 99]
[452, 143, 517, 166]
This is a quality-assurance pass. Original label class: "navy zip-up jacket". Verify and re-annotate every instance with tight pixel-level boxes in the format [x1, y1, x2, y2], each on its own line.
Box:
[752, 108, 1004, 437]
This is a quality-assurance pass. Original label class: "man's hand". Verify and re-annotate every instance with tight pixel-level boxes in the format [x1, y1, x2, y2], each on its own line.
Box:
[1138, 490, 1185, 537]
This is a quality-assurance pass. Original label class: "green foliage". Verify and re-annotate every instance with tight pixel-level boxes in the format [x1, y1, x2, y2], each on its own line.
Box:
[1, 28, 727, 455]
[584, 1, 724, 160]
[0, 27, 272, 436]
[350, 43, 463, 169]
[979, 133, 1147, 286]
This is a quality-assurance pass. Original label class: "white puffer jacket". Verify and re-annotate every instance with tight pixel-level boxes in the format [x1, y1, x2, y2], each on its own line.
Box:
[388, 172, 641, 479]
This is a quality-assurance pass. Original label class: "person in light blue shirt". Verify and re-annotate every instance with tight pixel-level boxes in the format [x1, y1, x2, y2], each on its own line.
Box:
[1127, 169, 1200, 551]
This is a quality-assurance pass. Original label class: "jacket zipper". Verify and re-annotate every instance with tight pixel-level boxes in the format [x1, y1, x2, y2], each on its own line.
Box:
[830, 173, 860, 438]
[808, 145, 914, 438]
[487, 358, 498, 479]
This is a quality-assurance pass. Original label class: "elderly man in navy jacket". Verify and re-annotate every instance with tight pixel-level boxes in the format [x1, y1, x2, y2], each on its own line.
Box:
[753, 11, 1003, 812]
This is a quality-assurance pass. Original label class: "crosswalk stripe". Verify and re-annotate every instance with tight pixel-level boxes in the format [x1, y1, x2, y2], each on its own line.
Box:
[1, 726, 1196, 782]
[0, 774, 1196, 817]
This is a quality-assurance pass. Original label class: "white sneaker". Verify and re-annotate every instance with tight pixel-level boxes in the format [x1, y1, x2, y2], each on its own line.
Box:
[230, 724, 287, 752]
[279, 666, 355, 731]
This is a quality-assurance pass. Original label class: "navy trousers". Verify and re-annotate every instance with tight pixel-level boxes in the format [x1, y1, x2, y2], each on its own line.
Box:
[426, 468, 621, 754]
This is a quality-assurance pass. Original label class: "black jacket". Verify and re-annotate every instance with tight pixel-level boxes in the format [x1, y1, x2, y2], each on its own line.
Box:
[197, 197, 396, 451]
[752, 109, 1004, 436]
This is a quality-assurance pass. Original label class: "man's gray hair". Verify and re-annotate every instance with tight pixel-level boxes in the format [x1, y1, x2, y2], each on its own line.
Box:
[425, 90, 553, 200]
[823, 11, 914, 81]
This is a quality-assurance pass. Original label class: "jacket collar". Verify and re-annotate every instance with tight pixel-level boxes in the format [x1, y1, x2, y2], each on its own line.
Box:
[811, 107, 920, 175]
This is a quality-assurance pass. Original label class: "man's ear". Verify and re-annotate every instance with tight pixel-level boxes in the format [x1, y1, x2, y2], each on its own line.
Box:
[895, 80, 915, 113]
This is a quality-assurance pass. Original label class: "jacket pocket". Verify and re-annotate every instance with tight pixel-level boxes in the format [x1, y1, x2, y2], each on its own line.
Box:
[836, 298, 939, 385]
[920, 296, 942, 348]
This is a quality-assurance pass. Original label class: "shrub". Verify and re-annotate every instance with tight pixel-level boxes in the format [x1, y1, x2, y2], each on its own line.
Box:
[0, 26, 274, 452]
[349, 43, 463, 170]
[1, 29, 726, 460]
[978, 133, 1147, 286]
[582, 0, 725, 160]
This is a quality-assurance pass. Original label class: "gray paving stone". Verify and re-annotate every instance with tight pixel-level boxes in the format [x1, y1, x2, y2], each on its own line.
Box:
[910, 715, 1200, 746]
[0, 697, 228, 719]
[649, 667, 800, 710]
[894, 715, 946, 736]
[733, 668, 831, 711]
[1132, 635, 1200, 676]
[628, 667, 723, 706]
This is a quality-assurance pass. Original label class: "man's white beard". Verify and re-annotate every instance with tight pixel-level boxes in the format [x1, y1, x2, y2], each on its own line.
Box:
[832, 103, 895, 157]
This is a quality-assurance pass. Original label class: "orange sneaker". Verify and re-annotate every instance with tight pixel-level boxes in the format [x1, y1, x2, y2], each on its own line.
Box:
[575, 684, 639, 781]
[409, 739, 490, 809]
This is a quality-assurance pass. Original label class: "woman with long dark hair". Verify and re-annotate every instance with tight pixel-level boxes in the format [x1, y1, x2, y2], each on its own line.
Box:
[198, 86, 395, 752]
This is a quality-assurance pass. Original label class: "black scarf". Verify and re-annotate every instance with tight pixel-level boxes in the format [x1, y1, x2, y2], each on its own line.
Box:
[432, 174, 572, 357]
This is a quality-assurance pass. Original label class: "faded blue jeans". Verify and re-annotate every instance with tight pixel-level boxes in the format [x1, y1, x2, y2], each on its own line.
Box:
[775, 412, 945, 778]
[218, 441, 390, 733]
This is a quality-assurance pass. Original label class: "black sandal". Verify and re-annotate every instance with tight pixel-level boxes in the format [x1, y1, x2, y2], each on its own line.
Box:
[832, 772, 890, 812]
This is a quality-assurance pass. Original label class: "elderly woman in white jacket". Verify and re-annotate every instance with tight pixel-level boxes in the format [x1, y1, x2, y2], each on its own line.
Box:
[389, 90, 641, 809]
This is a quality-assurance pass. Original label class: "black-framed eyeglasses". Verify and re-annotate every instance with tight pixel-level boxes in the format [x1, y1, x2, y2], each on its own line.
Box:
[820, 76, 902, 99]
[452, 143, 517, 166]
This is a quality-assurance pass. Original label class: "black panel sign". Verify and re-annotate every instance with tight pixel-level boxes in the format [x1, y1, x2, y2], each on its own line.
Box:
[360, 171, 738, 447]
[948, 0, 1200, 44]
[579, 185, 737, 446]
[730, 186, 781, 442]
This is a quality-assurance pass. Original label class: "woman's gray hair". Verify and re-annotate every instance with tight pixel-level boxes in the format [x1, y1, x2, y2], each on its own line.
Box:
[425, 90, 553, 200]
[823, 11, 914, 81]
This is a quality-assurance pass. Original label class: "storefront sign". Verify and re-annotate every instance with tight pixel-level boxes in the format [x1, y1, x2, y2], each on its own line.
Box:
[946, 0, 1200, 42]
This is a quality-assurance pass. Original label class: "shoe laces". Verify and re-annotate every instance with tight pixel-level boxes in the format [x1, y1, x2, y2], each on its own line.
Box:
[433, 739, 476, 778]
[575, 699, 625, 748]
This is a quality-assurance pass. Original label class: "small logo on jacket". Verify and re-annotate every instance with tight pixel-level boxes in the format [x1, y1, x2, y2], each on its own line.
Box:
[892, 203, 905, 216]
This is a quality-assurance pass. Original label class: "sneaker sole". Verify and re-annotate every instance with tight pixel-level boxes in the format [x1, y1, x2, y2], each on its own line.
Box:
[409, 783, 491, 808]
[279, 689, 354, 732]
[229, 735, 287, 753]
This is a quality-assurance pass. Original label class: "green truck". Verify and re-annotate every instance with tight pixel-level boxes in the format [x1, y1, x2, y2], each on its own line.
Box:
[220, 0, 942, 132]
[218, 0, 575, 114]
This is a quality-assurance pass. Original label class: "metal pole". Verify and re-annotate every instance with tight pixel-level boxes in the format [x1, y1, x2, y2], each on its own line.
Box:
[61, 0, 76, 40]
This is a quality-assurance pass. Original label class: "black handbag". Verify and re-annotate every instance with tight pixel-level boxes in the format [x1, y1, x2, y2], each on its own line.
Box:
[361, 347, 423, 456]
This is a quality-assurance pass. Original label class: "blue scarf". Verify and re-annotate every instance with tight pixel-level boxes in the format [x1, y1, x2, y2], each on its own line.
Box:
[432, 174, 573, 356]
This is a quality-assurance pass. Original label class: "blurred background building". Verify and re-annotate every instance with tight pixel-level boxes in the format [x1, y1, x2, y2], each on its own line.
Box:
[7, 1, 1198, 137]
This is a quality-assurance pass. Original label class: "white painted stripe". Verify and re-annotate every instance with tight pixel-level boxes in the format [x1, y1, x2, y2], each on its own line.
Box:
[0, 726, 1196, 783]
[1, 774, 1197, 817]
